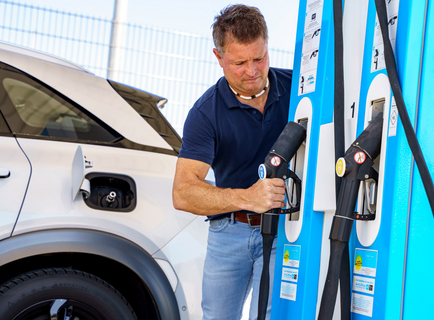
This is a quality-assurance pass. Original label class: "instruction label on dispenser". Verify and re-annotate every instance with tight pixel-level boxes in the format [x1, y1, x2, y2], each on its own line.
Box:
[354, 248, 378, 277]
[371, 0, 400, 72]
[299, 0, 324, 95]
[282, 267, 298, 282]
[280, 245, 301, 301]
[353, 276, 375, 294]
[352, 293, 374, 317]
[352, 249, 377, 317]
[283, 244, 301, 267]
[280, 282, 297, 301]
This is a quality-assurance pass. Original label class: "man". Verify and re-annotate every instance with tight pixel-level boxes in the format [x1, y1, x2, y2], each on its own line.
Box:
[173, 4, 292, 320]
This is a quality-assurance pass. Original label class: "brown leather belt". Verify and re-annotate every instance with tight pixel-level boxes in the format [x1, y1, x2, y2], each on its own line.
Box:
[233, 211, 261, 228]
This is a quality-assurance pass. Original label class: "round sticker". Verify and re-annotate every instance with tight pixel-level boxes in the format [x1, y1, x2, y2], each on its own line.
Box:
[336, 157, 346, 177]
[258, 164, 266, 180]
[354, 151, 366, 164]
[270, 156, 281, 167]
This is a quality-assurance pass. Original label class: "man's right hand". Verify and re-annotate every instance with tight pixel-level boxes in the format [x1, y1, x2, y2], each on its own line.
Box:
[242, 178, 286, 214]
[172, 158, 286, 216]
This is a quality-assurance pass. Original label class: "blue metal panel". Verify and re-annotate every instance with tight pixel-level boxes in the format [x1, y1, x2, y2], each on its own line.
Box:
[352, 0, 428, 319]
[271, 0, 335, 318]
[402, 0, 434, 318]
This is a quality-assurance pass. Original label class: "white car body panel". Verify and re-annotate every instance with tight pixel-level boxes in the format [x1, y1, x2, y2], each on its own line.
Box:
[0, 137, 30, 240]
[153, 216, 208, 319]
[13, 138, 197, 255]
[0, 45, 171, 150]
[0, 42, 90, 73]
[0, 41, 208, 320]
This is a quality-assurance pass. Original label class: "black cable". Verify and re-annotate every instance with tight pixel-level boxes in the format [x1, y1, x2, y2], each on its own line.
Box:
[331, 0, 352, 318]
[333, 0, 346, 198]
[258, 234, 274, 319]
[340, 243, 351, 320]
[374, 0, 434, 216]
[318, 241, 346, 320]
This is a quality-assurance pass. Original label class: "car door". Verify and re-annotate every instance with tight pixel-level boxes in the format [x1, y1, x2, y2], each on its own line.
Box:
[0, 112, 31, 240]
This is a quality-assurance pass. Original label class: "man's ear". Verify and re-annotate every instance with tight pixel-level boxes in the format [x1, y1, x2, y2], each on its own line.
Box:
[213, 48, 224, 68]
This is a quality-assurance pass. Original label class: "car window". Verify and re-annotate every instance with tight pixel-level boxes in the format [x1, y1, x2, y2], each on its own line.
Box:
[109, 80, 182, 153]
[0, 111, 11, 134]
[0, 63, 120, 143]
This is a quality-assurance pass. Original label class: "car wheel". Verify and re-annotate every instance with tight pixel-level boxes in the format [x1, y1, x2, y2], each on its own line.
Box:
[0, 268, 138, 320]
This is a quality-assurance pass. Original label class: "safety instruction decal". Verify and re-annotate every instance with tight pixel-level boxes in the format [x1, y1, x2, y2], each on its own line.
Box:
[354, 248, 378, 277]
[353, 275, 375, 295]
[371, 0, 400, 72]
[298, 0, 324, 96]
[283, 244, 301, 267]
[282, 267, 298, 282]
[352, 292, 374, 317]
[352, 249, 378, 317]
[280, 244, 301, 301]
[280, 282, 297, 301]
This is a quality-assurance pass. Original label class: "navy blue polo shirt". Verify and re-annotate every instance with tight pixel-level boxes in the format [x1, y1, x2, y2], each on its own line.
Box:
[179, 67, 293, 217]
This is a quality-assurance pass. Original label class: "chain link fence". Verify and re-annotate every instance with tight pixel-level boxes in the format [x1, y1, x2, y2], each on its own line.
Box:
[0, 0, 294, 133]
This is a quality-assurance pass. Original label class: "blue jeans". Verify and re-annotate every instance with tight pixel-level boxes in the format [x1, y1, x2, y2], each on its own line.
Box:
[202, 216, 277, 320]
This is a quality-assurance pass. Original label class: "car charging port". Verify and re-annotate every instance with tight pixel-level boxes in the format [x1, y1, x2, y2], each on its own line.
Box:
[84, 173, 136, 212]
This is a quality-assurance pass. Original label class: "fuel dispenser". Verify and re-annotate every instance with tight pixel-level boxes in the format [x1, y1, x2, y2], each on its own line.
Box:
[268, 1, 342, 319]
[269, 0, 434, 319]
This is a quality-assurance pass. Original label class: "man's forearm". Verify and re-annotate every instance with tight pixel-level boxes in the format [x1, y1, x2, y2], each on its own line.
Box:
[173, 179, 249, 216]
[173, 177, 286, 216]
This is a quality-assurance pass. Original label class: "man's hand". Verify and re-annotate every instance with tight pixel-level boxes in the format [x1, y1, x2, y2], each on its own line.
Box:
[242, 178, 286, 214]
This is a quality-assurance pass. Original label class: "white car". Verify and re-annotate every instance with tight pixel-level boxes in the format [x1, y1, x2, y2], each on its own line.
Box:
[0, 41, 207, 320]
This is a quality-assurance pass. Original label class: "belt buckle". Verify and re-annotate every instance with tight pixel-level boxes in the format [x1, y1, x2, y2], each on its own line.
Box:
[247, 214, 260, 228]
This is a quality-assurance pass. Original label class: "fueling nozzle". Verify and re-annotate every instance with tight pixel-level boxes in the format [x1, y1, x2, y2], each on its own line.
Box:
[331, 112, 383, 242]
[258, 121, 307, 234]
[257, 121, 306, 320]
[318, 112, 383, 320]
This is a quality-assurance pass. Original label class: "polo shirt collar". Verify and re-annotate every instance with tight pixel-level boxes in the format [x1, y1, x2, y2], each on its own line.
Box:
[217, 68, 287, 109]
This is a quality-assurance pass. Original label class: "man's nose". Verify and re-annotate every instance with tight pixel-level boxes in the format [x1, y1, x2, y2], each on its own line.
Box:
[245, 61, 257, 77]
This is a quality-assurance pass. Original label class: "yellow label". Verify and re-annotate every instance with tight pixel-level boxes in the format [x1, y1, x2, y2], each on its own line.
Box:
[355, 255, 363, 271]
[284, 250, 290, 263]
[336, 158, 346, 177]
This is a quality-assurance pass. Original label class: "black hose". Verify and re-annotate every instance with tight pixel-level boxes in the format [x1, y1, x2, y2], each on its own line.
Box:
[340, 243, 351, 320]
[333, 0, 345, 197]
[374, 0, 434, 216]
[318, 240, 347, 320]
[257, 233, 275, 320]
[331, 0, 352, 318]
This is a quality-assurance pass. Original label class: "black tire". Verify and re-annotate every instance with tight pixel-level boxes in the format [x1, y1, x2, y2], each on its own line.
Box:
[0, 268, 138, 320]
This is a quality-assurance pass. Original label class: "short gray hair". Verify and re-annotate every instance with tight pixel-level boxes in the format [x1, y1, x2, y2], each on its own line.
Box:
[212, 4, 268, 53]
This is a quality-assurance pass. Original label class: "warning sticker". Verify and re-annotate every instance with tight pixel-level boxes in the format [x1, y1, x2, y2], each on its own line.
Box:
[371, 0, 400, 72]
[270, 156, 281, 167]
[354, 248, 378, 277]
[283, 244, 301, 268]
[282, 267, 298, 283]
[298, 0, 324, 95]
[354, 152, 366, 164]
[352, 292, 374, 317]
[280, 282, 297, 301]
[353, 275, 375, 295]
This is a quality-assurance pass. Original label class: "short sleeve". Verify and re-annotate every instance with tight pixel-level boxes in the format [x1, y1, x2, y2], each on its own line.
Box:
[178, 106, 215, 165]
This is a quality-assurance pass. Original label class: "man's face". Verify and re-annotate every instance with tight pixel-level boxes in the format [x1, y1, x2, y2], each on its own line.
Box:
[213, 36, 269, 97]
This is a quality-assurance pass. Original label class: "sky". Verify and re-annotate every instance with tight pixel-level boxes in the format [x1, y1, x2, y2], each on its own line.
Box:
[11, 0, 300, 52]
